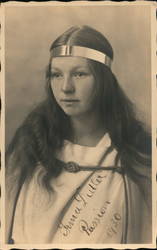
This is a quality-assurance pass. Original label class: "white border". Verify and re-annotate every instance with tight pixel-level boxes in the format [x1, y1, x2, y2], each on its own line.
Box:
[1, 1, 157, 249]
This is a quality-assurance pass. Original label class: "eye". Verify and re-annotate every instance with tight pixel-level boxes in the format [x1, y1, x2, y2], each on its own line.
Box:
[73, 72, 88, 78]
[51, 72, 63, 79]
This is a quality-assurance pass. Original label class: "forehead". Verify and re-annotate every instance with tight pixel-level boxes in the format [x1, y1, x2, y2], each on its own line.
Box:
[51, 56, 90, 70]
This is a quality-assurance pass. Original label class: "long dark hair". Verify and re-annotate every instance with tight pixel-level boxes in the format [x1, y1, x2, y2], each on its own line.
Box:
[6, 25, 151, 191]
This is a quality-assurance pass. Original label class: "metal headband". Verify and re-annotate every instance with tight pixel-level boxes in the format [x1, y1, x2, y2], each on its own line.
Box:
[51, 45, 112, 67]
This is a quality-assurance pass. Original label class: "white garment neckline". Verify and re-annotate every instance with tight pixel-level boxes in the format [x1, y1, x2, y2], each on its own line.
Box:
[64, 132, 111, 150]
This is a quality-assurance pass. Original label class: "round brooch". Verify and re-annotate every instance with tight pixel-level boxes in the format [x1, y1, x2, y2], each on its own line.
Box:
[64, 161, 81, 173]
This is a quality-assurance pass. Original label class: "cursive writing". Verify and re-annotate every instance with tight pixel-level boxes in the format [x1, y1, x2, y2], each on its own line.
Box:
[106, 212, 121, 238]
[58, 171, 107, 236]
[79, 201, 111, 236]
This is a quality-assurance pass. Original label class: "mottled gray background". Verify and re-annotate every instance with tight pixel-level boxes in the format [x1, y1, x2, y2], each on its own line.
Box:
[5, 5, 151, 147]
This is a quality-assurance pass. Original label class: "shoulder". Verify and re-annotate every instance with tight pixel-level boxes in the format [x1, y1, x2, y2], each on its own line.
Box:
[134, 126, 151, 155]
[7, 100, 50, 156]
[6, 100, 54, 184]
[120, 121, 152, 187]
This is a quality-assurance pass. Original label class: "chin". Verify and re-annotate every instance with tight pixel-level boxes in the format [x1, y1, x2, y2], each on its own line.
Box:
[61, 108, 84, 117]
[63, 110, 82, 117]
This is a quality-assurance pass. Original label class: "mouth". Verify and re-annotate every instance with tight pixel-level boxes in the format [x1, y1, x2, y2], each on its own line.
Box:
[60, 99, 79, 103]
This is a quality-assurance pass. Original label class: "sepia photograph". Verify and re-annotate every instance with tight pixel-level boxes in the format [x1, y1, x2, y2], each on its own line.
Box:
[1, 1, 156, 249]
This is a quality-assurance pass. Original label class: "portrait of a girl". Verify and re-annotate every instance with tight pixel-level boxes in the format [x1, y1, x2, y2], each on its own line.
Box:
[5, 25, 152, 244]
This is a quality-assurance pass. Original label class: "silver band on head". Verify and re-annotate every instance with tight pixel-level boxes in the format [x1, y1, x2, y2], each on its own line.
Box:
[51, 45, 112, 68]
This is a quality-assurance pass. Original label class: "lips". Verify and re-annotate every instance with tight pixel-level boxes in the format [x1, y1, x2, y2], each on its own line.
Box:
[61, 99, 79, 102]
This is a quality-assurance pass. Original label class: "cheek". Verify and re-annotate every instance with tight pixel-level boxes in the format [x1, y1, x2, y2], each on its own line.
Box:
[50, 81, 60, 99]
[80, 80, 97, 103]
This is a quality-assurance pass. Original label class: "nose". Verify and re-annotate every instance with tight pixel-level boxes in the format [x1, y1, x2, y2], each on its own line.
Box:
[61, 75, 75, 93]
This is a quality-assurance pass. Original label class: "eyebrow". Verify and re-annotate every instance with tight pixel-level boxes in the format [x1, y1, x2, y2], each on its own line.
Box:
[51, 65, 89, 71]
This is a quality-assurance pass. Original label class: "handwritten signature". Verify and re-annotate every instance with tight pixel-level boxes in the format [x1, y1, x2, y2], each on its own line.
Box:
[79, 201, 111, 236]
[106, 213, 122, 238]
[59, 171, 107, 236]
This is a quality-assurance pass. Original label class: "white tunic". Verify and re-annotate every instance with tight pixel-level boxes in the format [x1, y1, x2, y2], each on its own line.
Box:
[12, 133, 126, 243]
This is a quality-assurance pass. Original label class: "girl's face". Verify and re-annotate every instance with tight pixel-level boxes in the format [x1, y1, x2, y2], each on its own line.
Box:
[50, 57, 99, 118]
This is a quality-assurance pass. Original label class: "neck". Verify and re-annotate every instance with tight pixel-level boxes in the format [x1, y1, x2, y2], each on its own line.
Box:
[70, 113, 105, 147]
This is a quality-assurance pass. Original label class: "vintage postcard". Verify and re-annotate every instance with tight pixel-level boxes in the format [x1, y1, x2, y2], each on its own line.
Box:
[0, 1, 156, 249]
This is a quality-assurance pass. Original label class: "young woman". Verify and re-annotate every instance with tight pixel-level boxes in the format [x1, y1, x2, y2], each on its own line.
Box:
[6, 25, 152, 244]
